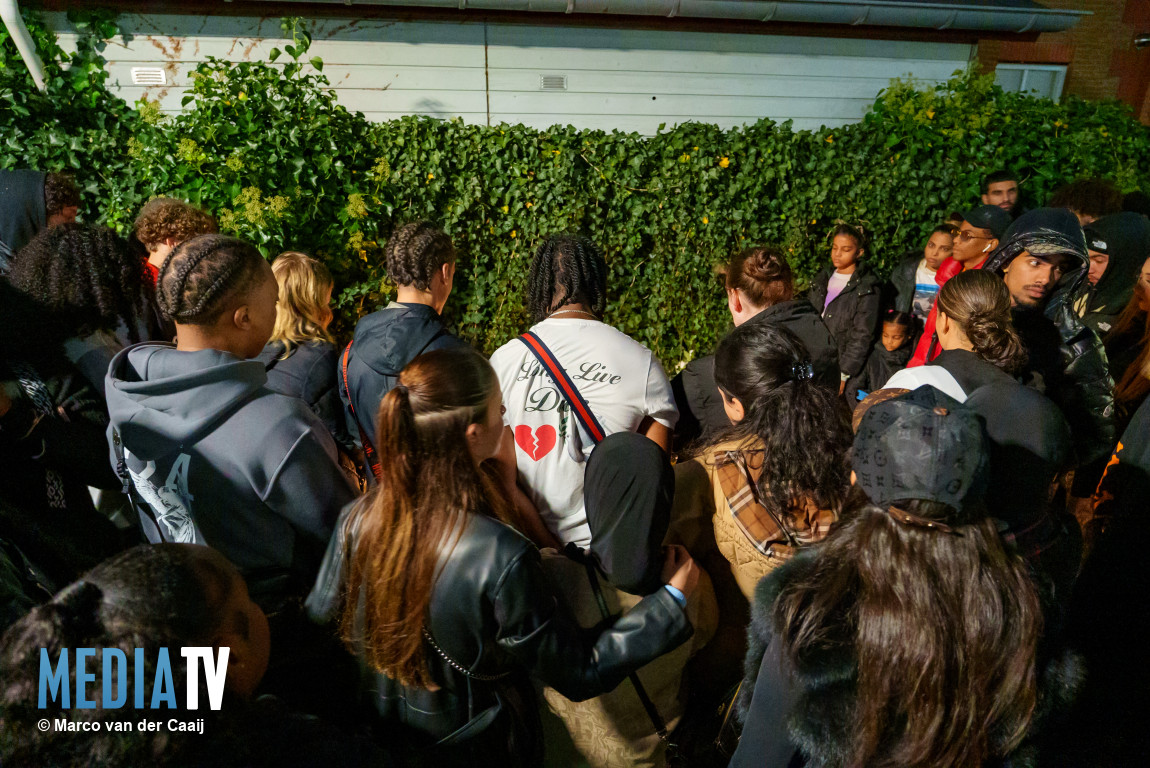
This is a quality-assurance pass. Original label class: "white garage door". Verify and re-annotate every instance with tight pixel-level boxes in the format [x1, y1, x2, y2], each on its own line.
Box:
[47, 13, 972, 133]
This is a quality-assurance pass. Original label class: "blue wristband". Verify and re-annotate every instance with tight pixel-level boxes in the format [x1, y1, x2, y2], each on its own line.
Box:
[663, 584, 687, 608]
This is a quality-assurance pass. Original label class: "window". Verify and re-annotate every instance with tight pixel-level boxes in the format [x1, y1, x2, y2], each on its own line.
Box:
[994, 63, 1067, 102]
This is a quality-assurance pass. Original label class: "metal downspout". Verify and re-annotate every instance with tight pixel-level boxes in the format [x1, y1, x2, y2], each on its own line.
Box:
[1, 0, 47, 92]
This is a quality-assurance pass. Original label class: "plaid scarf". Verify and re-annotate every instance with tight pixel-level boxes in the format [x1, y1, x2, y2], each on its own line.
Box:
[713, 448, 836, 553]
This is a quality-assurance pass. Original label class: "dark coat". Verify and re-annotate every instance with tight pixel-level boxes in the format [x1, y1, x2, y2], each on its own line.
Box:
[340, 303, 468, 461]
[807, 266, 883, 381]
[1080, 212, 1150, 336]
[983, 209, 1117, 469]
[306, 505, 692, 763]
[731, 551, 1085, 768]
[888, 249, 921, 315]
[257, 340, 355, 455]
[671, 300, 839, 446]
[854, 339, 912, 396]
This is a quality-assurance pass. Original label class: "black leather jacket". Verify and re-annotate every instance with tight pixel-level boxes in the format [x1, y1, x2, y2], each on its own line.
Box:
[306, 504, 692, 748]
[983, 209, 1117, 468]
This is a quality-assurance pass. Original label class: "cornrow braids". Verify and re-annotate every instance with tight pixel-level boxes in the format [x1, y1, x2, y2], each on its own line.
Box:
[527, 234, 608, 323]
[157, 234, 266, 325]
[5, 223, 150, 344]
[384, 220, 455, 291]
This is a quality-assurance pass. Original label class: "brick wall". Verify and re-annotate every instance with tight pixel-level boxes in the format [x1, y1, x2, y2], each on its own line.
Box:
[978, 0, 1150, 121]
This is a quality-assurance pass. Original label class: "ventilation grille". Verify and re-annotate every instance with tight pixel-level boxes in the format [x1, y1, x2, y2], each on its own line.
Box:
[131, 67, 166, 86]
[540, 75, 568, 91]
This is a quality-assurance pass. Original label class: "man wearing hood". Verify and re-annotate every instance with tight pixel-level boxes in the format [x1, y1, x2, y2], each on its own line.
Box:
[0, 170, 79, 273]
[339, 221, 468, 481]
[982, 208, 1117, 489]
[1076, 212, 1150, 336]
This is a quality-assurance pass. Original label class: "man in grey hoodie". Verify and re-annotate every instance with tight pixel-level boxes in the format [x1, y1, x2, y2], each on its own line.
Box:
[106, 235, 355, 611]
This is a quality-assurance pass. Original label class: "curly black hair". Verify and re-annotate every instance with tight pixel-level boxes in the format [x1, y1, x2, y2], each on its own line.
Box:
[527, 234, 608, 323]
[384, 220, 455, 291]
[6, 223, 150, 343]
[43, 173, 80, 217]
[157, 234, 267, 325]
[713, 321, 852, 522]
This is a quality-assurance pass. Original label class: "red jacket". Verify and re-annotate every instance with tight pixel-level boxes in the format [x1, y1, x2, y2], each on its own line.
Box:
[907, 256, 985, 367]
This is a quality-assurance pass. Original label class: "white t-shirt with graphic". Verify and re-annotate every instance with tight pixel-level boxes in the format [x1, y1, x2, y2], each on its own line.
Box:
[489, 318, 678, 548]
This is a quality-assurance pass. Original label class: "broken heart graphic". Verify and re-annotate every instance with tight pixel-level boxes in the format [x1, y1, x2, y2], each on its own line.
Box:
[514, 424, 557, 461]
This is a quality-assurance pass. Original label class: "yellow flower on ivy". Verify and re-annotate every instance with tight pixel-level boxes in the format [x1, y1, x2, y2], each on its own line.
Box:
[719, 157, 730, 168]
[525, 201, 533, 208]
[427, 173, 435, 180]
[501, 205, 509, 214]
[237, 92, 247, 101]
[511, 230, 517, 238]
[225, 155, 244, 173]
[826, 135, 834, 143]
[926, 109, 935, 119]
[702, 216, 709, 224]
[679, 153, 690, 163]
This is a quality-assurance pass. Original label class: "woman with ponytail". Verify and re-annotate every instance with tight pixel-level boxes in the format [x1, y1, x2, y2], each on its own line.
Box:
[670, 321, 851, 696]
[306, 346, 697, 766]
[883, 269, 1027, 399]
[673, 245, 840, 447]
[732, 388, 1061, 768]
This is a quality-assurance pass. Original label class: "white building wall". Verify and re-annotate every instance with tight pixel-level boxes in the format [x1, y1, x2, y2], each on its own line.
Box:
[46, 13, 973, 134]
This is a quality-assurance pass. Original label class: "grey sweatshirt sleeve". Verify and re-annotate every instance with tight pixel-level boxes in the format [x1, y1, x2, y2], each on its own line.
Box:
[262, 426, 357, 543]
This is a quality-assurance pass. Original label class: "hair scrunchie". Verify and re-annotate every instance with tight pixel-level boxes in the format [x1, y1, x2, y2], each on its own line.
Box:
[790, 361, 815, 382]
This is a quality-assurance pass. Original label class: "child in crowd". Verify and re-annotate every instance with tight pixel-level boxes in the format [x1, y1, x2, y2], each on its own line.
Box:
[339, 221, 468, 482]
[255, 251, 355, 462]
[306, 347, 696, 766]
[807, 223, 882, 400]
[489, 234, 678, 549]
[0, 543, 390, 767]
[6, 223, 155, 398]
[132, 197, 218, 286]
[890, 224, 954, 324]
[105, 234, 355, 613]
[854, 310, 914, 402]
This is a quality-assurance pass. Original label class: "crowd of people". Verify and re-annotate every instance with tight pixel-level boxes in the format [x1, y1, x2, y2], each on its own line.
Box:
[1, 165, 1149, 767]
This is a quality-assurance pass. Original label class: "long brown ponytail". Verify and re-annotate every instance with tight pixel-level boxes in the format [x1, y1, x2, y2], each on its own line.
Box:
[339, 347, 509, 688]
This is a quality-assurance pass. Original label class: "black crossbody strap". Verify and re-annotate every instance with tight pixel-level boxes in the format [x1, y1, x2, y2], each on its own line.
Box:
[571, 545, 671, 742]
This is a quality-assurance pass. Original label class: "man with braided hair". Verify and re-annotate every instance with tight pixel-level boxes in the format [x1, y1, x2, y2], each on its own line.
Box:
[339, 220, 468, 481]
[105, 234, 355, 613]
[489, 234, 678, 548]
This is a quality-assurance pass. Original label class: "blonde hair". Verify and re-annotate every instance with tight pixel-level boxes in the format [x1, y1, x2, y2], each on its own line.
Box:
[269, 251, 335, 356]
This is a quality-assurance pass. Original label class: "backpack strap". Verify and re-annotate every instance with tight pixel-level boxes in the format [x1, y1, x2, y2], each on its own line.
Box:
[517, 331, 606, 445]
[340, 341, 382, 482]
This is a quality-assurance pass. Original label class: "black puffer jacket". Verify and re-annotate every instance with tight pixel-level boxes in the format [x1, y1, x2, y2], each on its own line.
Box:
[983, 209, 1117, 469]
[808, 266, 883, 382]
[671, 299, 839, 446]
[306, 504, 692, 762]
[257, 340, 355, 456]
